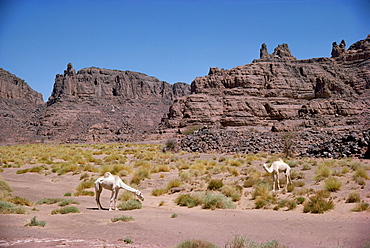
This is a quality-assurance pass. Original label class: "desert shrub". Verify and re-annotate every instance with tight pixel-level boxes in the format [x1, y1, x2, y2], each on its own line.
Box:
[58, 199, 79, 207]
[207, 179, 223, 191]
[182, 126, 203, 136]
[243, 169, 262, 188]
[354, 166, 369, 179]
[175, 193, 203, 208]
[74, 190, 94, 196]
[152, 188, 168, 196]
[346, 192, 361, 203]
[134, 166, 151, 180]
[118, 191, 137, 201]
[36, 198, 64, 205]
[274, 199, 297, 211]
[221, 185, 242, 202]
[64, 192, 72, 197]
[288, 160, 299, 168]
[351, 202, 369, 212]
[301, 162, 311, 170]
[167, 178, 183, 189]
[103, 153, 127, 163]
[292, 181, 305, 187]
[99, 163, 132, 176]
[324, 177, 342, 192]
[252, 182, 275, 209]
[203, 193, 236, 210]
[111, 215, 135, 222]
[118, 199, 142, 210]
[25, 216, 46, 227]
[296, 196, 305, 205]
[16, 165, 47, 174]
[176, 239, 218, 248]
[303, 194, 334, 214]
[51, 206, 80, 214]
[0, 176, 12, 200]
[153, 164, 170, 173]
[281, 132, 296, 158]
[225, 235, 287, 248]
[9, 196, 33, 206]
[164, 139, 178, 152]
[0, 201, 26, 214]
[315, 164, 331, 181]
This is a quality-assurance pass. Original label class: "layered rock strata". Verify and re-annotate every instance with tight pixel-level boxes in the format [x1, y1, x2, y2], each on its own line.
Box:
[0, 68, 44, 143]
[161, 35, 370, 134]
[34, 64, 190, 143]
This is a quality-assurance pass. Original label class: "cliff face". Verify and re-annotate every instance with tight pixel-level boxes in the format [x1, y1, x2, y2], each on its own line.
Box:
[34, 65, 190, 143]
[161, 35, 370, 133]
[0, 68, 44, 143]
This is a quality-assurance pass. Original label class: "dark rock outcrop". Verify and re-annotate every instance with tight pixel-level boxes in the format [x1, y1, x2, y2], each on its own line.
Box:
[179, 127, 370, 159]
[0, 68, 44, 143]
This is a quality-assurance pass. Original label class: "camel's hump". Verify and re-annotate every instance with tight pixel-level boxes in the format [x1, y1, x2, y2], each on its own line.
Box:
[104, 172, 112, 178]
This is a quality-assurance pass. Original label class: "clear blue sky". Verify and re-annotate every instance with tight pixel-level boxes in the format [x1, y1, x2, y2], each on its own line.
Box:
[0, 0, 369, 102]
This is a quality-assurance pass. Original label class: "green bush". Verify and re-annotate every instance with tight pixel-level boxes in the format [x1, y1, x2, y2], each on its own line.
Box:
[221, 185, 242, 202]
[25, 216, 46, 227]
[351, 202, 369, 212]
[0, 201, 26, 214]
[303, 195, 334, 214]
[58, 199, 79, 207]
[207, 179, 223, 191]
[252, 182, 275, 209]
[152, 188, 168, 196]
[118, 199, 142, 210]
[203, 193, 236, 210]
[225, 235, 287, 248]
[111, 215, 135, 222]
[175, 193, 202, 208]
[51, 206, 80, 214]
[176, 239, 218, 248]
[9, 196, 33, 206]
[36, 198, 64, 205]
[324, 177, 342, 192]
[346, 192, 361, 203]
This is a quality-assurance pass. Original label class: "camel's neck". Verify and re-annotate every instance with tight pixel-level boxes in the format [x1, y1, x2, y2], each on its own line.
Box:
[263, 164, 274, 173]
[119, 181, 139, 194]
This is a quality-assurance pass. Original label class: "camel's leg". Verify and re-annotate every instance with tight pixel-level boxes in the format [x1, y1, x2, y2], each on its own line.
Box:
[94, 182, 103, 210]
[276, 172, 281, 191]
[272, 173, 276, 191]
[113, 189, 120, 210]
[109, 189, 116, 211]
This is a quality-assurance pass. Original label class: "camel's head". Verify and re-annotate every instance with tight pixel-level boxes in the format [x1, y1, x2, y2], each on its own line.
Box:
[137, 191, 144, 201]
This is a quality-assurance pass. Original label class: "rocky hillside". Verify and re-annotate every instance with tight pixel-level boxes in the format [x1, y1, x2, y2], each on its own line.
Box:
[160, 35, 370, 158]
[0, 68, 44, 143]
[33, 64, 190, 143]
[161, 35, 369, 132]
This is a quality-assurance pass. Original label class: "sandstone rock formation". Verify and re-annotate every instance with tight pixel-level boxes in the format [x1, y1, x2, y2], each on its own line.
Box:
[0, 68, 44, 143]
[34, 64, 190, 143]
[161, 36, 370, 134]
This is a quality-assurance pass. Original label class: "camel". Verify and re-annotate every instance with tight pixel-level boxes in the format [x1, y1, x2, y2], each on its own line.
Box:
[94, 172, 144, 211]
[262, 158, 292, 192]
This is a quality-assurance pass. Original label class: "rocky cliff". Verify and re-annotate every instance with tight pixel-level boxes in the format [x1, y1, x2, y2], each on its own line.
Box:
[33, 64, 190, 143]
[0, 68, 44, 143]
[161, 35, 370, 135]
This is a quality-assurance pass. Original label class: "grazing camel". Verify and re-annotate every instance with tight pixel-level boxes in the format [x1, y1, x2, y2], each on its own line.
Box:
[262, 159, 292, 191]
[94, 172, 144, 211]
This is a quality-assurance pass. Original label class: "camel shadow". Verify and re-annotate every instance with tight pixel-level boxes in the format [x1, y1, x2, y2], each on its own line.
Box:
[87, 207, 110, 211]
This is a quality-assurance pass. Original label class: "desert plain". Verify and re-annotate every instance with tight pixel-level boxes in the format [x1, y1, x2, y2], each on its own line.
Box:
[0, 143, 369, 248]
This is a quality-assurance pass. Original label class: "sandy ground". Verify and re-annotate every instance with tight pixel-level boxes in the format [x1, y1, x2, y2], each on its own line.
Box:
[1, 162, 370, 248]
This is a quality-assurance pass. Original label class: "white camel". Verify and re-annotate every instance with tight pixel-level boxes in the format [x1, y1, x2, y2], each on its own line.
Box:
[94, 172, 144, 211]
[262, 158, 292, 191]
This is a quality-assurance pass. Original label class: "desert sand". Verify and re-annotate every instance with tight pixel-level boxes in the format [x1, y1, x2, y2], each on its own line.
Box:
[0, 154, 369, 248]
